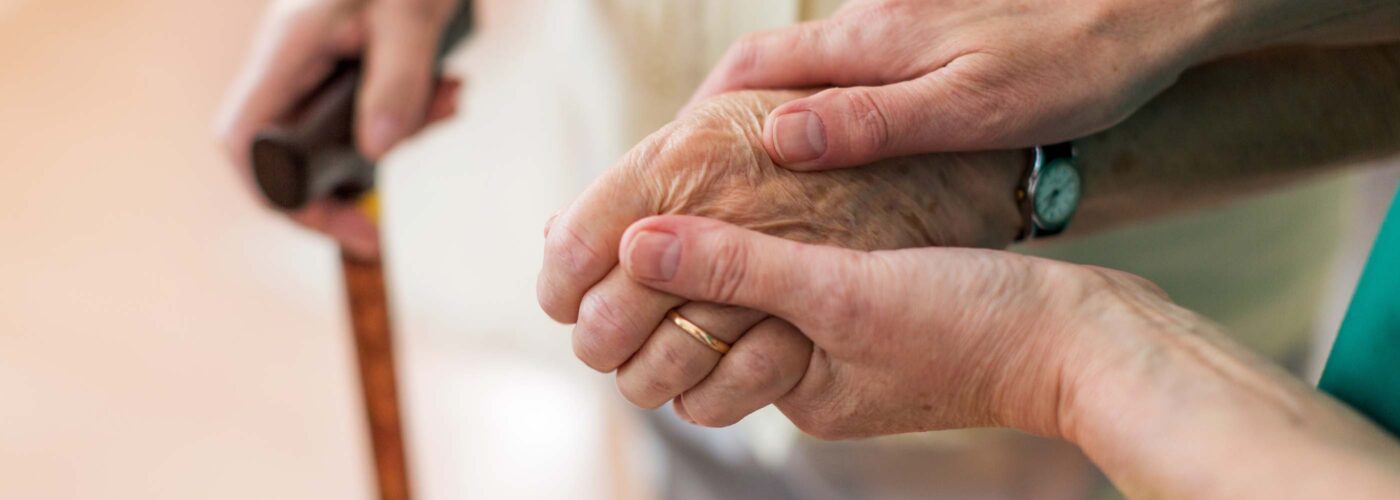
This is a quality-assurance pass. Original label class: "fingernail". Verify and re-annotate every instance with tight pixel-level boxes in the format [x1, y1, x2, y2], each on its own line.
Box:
[628, 231, 680, 281]
[366, 115, 403, 157]
[771, 111, 826, 164]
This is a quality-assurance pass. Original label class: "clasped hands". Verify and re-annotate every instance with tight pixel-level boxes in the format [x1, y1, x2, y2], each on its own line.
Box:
[535, 0, 1309, 438]
[537, 90, 1168, 439]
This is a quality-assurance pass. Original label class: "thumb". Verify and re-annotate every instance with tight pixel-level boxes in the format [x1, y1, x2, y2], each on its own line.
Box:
[763, 71, 1002, 171]
[619, 216, 869, 338]
[356, 0, 454, 159]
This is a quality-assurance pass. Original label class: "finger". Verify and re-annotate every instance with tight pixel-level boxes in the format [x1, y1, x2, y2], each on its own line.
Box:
[573, 267, 685, 373]
[619, 215, 870, 342]
[357, 0, 454, 159]
[615, 303, 766, 409]
[761, 57, 1015, 170]
[677, 317, 811, 427]
[215, 4, 355, 168]
[538, 165, 656, 324]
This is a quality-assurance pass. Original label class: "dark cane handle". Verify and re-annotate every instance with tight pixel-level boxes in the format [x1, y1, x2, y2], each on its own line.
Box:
[249, 2, 474, 212]
[251, 62, 372, 211]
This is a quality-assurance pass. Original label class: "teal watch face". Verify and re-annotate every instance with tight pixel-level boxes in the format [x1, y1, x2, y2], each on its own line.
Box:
[1033, 158, 1081, 230]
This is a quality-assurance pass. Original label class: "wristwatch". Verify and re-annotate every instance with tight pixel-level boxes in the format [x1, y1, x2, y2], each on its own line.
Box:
[1014, 142, 1082, 241]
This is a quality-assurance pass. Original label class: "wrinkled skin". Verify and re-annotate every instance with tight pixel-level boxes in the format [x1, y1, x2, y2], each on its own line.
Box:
[687, 0, 1220, 169]
[611, 91, 1022, 251]
[615, 215, 1127, 439]
[538, 89, 1024, 419]
[615, 215, 1400, 500]
[688, 0, 1400, 172]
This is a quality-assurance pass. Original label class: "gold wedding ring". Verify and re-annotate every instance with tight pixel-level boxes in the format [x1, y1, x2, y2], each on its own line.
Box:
[667, 310, 732, 354]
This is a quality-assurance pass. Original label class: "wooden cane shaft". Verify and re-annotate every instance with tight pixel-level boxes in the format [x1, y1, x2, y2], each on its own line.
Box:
[340, 251, 411, 500]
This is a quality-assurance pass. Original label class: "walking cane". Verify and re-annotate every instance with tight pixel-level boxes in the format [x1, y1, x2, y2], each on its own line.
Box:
[246, 5, 474, 499]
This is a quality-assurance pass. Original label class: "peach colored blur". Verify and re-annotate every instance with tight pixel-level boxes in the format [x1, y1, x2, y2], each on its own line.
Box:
[0, 1, 633, 499]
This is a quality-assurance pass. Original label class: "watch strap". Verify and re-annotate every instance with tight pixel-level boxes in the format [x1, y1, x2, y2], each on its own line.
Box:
[1013, 146, 1044, 242]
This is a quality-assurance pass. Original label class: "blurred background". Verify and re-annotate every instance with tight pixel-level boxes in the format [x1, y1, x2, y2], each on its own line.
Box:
[0, 0, 638, 498]
[1, 1, 1396, 499]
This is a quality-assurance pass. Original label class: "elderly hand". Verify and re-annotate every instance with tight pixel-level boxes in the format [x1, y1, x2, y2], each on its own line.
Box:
[214, 0, 463, 257]
[689, 0, 1400, 171]
[615, 215, 1119, 437]
[538, 90, 1024, 419]
[617, 215, 1400, 499]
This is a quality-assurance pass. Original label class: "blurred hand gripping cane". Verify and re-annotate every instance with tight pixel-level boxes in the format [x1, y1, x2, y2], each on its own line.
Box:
[247, 4, 474, 499]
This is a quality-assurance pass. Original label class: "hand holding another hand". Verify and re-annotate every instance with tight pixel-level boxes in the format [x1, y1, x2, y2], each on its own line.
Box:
[614, 215, 1400, 500]
[538, 90, 1025, 424]
[615, 215, 1121, 438]
[689, 0, 1226, 170]
[691, 0, 1400, 172]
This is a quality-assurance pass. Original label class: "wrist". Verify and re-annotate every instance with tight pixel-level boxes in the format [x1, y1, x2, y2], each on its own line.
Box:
[902, 150, 1028, 249]
[974, 150, 1037, 248]
[979, 260, 1138, 438]
[1047, 269, 1338, 496]
[987, 262, 1205, 440]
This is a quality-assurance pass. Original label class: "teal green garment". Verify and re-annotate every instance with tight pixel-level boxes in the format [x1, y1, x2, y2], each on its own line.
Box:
[1320, 187, 1400, 436]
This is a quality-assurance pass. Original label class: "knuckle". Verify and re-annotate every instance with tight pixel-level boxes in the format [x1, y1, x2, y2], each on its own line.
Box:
[618, 363, 686, 410]
[571, 331, 612, 373]
[717, 32, 768, 86]
[639, 377, 679, 408]
[727, 349, 781, 394]
[614, 376, 655, 409]
[930, 62, 1020, 147]
[834, 88, 893, 159]
[702, 236, 751, 305]
[845, 0, 912, 29]
[544, 222, 605, 285]
[652, 339, 705, 386]
[535, 281, 570, 324]
[577, 293, 628, 340]
[808, 258, 865, 328]
[572, 326, 619, 373]
[840, 0, 918, 38]
[573, 295, 632, 371]
[618, 334, 713, 409]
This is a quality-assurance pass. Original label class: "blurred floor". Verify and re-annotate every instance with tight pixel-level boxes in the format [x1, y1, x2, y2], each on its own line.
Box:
[0, 1, 619, 499]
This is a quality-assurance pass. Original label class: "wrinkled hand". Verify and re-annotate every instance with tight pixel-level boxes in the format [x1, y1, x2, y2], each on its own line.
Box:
[214, 0, 463, 257]
[688, 0, 1233, 170]
[616, 215, 1400, 500]
[614, 215, 1142, 438]
[538, 90, 1023, 423]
